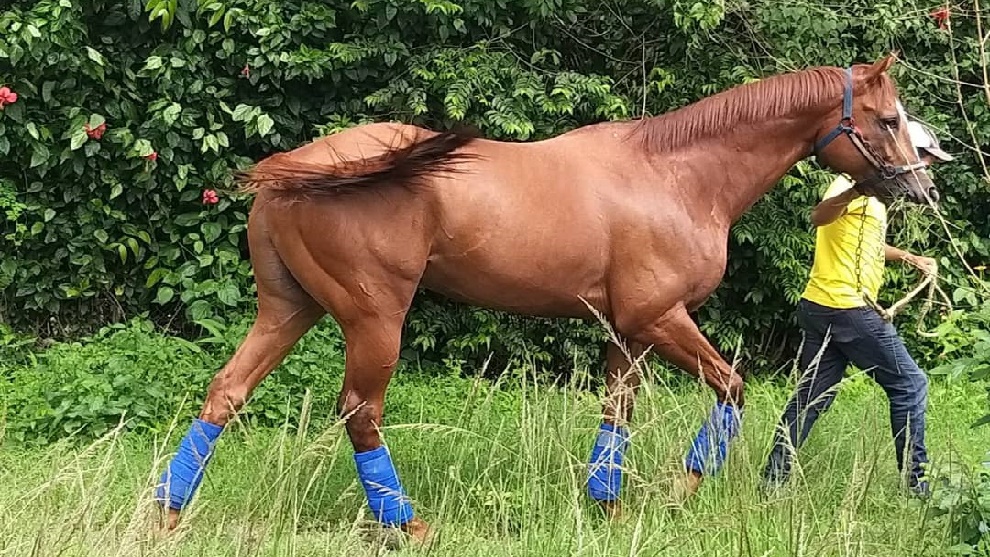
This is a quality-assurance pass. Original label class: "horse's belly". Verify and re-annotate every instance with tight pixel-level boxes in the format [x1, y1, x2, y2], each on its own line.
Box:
[420, 246, 608, 319]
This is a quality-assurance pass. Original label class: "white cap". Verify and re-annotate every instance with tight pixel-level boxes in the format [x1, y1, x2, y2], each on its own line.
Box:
[907, 120, 954, 161]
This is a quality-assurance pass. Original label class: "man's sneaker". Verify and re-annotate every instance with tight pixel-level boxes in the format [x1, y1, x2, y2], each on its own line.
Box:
[909, 479, 931, 499]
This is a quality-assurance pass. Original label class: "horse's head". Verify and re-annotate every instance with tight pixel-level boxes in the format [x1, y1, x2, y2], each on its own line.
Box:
[813, 56, 938, 205]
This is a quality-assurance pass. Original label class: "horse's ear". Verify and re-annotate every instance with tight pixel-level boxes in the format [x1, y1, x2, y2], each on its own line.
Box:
[866, 53, 898, 83]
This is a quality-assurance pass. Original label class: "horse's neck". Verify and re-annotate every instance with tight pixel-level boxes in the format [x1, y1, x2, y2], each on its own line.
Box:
[683, 115, 821, 225]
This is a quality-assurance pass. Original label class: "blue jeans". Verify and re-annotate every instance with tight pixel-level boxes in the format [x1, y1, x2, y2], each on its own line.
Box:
[763, 299, 929, 487]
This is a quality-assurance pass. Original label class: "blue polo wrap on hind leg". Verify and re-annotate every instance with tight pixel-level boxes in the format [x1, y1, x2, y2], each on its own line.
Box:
[587, 422, 630, 501]
[354, 445, 415, 526]
[155, 418, 224, 510]
[685, 401, 742, 475]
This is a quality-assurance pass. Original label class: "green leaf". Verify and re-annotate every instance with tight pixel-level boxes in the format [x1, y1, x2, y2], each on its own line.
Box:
[41, 81, 55, 103]
[26, 122, 39, 140]
[86, 47, 106, 66]
[110, 183, 123, 200]
[44, 209, 55, 222]
[202, 222, 222, 243]
[126, 237, 139, 256]
[144, 56, 163, 70]
[155, 286, 175, 305]
[256, 114, 274, 136]
[972, 414, 990, 429]
[94, 229, 109, 244]
[30, 145, 50, 168]
[146, 268, 166, 288]
[132, 139, 154, 158]
[70, 129, 88, 151]
[217, 282, 240, 306]
[188, 299, 212, 321]
[208, 8, 224, 27]
[162, 103, 182, 126]
[0, 137, 10, 156]
[174, 213, 200, 227]
[231, 104, 253, 121]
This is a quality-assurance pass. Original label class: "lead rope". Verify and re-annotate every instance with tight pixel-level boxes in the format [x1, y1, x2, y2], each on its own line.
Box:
[857, 202, 947, 337]
[855, 126, 955, 337]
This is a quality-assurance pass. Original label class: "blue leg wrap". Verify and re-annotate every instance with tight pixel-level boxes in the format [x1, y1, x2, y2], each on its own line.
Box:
[587, 422, 630, 501]
[155, 418, 224, 510]
[685, 401, 742, 476]
[354, 445, 415, 526]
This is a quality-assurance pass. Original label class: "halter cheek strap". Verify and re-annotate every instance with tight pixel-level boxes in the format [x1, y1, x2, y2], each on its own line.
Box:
[813, 67, 855, 155]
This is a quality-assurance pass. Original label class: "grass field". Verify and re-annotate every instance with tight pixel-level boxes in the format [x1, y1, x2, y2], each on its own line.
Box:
[1, 366, 987, 557]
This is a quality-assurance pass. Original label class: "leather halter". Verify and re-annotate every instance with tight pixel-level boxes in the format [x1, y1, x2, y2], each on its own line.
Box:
[813, 67, 928, 188]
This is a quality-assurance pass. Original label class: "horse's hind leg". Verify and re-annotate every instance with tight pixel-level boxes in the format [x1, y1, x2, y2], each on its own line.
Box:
[335, 311, 434, 543]
[625, 303, 744, 501]
[587, 341, 645, 516]
[155, 223, 324, 529]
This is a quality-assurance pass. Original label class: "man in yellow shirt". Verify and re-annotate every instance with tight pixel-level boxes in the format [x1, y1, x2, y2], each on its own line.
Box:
[761, 119, 953, 496]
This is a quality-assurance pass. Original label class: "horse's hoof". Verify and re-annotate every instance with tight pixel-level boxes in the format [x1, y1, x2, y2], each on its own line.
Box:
[671, 471, 703, 506]
[598, 499, 622, 520]
[166, 509, 180, 530]
[401, 518, 435, 547]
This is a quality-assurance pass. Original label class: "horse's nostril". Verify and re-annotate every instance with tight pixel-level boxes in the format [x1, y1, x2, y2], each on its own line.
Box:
[928, 187, 940, 203]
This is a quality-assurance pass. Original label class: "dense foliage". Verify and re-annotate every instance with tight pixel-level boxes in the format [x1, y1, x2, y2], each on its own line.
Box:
[1, 0, 988, 373]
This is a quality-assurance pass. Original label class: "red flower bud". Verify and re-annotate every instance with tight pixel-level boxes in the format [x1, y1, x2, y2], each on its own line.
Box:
[240, 64, 251, 78]
[202, 189, 219, 205]
[930, 6, 950, 30]
[84, 122, 107, 140]
[144, 151, 158, 162]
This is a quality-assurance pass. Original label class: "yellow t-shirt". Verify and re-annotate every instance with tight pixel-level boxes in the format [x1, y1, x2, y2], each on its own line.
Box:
[801, 175, 887, 309]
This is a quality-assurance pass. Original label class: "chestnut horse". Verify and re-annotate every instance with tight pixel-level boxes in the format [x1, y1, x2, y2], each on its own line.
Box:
[154, 56, 935, 542]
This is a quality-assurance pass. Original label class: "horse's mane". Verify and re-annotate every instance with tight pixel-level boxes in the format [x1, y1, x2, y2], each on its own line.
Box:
[629, 66, 870, 153]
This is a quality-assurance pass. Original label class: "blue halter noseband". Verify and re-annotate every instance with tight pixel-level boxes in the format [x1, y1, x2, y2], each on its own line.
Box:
[812, 67, 928, 188]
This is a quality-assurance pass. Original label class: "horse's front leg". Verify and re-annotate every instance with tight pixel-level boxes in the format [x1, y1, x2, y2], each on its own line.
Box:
[587, 340, 645, 517]
[338, 316, 432, 545]
[627, 303, 744, 502]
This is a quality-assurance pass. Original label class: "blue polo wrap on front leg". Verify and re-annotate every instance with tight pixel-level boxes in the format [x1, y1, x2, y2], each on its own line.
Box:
[155, 418, 224, 510]
[354, 445, 415, 526]
[684, 401, 742, 476]
[587, 422, 630, 501]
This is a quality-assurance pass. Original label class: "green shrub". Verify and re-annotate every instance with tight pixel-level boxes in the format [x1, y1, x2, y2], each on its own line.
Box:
[0, 316, 349, 443]
[1, 0, 988, 373]
[927, 454, 990, 554]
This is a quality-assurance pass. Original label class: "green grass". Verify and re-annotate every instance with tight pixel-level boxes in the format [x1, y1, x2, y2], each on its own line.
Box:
[0, 367, 986, 557]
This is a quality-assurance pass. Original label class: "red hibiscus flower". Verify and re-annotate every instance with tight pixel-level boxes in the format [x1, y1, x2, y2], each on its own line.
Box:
[202, 189, 219, 205]
[0, 86, 18, 109]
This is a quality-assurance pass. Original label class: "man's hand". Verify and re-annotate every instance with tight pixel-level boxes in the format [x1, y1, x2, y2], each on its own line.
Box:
[906, 255, 938, 276]
[884, 245, 937, 275]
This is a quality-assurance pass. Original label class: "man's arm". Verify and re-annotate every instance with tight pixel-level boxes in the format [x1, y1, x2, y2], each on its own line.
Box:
[810, 187, 860, 227]
[885, 244, 937, 274]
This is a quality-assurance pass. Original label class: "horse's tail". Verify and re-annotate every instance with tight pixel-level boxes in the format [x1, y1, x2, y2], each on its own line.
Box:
[236, 130, 478, 196]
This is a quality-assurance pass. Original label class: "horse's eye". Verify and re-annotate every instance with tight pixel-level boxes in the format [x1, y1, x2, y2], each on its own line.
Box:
[880, 117, 900, 130]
